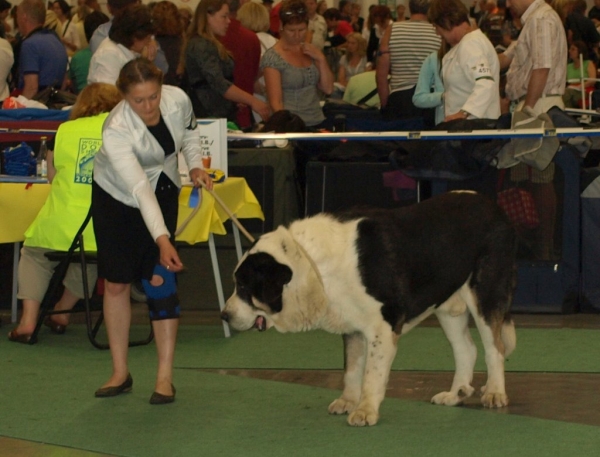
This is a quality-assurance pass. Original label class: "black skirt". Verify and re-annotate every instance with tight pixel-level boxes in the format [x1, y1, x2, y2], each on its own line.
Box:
[92, 173, 178, 284]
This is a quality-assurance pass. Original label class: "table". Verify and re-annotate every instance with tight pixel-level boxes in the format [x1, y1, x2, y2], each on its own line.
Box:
[0, 177, 264, 337]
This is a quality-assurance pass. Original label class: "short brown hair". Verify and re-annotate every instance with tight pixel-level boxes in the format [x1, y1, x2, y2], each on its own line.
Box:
[69, 83, 122, 120]
[116, 58, 164, 94]
[280, 0, 308, 26]
[109, 4, 155, 48]
[428, 0, 469, 31]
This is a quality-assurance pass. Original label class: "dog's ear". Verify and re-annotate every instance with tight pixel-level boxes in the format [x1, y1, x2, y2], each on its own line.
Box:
[235, 252, 292, 312]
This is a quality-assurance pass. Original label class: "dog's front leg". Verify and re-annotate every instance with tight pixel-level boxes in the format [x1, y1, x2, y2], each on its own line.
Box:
[328, 332, 366, 416]
[347, 323, 398, 427]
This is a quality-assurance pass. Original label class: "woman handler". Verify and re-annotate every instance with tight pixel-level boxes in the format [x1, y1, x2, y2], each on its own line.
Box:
[92, 58, 212, 404]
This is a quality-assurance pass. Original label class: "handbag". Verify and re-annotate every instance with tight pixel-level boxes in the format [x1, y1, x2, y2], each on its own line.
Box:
[33, 86, 77, 110]
[323, 87, 379, 114]
[496, 169, 539, 229]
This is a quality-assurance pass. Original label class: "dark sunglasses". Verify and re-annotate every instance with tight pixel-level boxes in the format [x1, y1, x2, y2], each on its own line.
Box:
[282, 6, 307, 16]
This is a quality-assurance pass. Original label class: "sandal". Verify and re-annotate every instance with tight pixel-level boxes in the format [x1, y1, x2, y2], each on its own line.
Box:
[8, 329, 32, 344]
[44, 316, 67, 335]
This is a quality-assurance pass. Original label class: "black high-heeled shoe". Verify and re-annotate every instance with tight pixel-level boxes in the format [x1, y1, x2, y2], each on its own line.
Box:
[94, 374, 133, 398]
[149, 384, 176, 405]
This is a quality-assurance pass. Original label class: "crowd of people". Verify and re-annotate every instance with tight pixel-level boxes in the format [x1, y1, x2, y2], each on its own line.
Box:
[3, 0, 598, 402]
[2, 0, 599, 127]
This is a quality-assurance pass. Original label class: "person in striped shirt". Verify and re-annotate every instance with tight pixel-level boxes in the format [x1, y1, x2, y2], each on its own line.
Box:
[375, 0, 441, 124]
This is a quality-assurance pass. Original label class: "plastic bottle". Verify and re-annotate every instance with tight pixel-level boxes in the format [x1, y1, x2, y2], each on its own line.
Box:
[36, 136, 48, 178]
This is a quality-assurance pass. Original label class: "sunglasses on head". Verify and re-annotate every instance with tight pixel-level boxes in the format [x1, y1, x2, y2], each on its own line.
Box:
[282, 6, 307, 16]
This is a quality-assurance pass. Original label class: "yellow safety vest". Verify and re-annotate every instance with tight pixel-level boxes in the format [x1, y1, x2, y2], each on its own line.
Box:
[24, 113, 108, 251]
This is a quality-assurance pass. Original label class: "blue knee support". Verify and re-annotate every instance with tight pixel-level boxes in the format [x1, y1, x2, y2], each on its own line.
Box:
[142, 265, 180, 321]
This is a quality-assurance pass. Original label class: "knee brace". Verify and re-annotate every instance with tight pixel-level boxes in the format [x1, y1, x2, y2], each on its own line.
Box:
[142, 265, 180, 321]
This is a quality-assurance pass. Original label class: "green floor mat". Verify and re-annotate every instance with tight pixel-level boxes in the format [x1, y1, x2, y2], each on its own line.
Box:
[1, 366, 598, 457]
[1, 325, 599, 373]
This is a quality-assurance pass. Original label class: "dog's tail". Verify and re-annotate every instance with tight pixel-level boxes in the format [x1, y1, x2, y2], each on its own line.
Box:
[501, 316, 516, 358]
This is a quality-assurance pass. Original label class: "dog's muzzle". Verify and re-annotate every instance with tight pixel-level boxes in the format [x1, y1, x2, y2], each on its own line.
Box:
[220, 311, 267, 332]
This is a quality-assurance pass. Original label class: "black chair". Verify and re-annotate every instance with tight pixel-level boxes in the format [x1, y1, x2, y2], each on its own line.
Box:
[28, 209, 154, 349]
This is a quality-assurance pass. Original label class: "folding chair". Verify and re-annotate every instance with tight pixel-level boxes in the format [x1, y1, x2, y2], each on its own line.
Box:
[28, 208, 154, 349]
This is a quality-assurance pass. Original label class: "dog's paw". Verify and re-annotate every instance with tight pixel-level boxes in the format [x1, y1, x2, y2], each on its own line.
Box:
[347, 408, 379, 426]
[481, 392, 509, 408]
[328, 397, 356, 415]
[431, 391, 462, 406]
[431, 385, 474, 406]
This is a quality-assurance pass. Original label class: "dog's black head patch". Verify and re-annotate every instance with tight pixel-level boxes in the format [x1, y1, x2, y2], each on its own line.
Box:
[235, 252, 293, 313]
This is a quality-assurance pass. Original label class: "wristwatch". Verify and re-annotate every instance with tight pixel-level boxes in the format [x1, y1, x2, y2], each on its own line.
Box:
[460, 110, 469, 118]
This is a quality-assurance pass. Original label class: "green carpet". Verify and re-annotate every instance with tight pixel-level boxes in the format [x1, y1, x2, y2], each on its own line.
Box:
[174, 326, 600, 373]
[1, 325, 599, 456]
[2, 325, 599, 373]
[1, 364, 599, 457]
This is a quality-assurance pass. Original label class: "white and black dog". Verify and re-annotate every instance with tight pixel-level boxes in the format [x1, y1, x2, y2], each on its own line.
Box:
[222, 191, 517, 426]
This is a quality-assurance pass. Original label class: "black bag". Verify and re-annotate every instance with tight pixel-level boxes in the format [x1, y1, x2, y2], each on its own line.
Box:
[322, 86, 379, 118]
[260, 109, 307, 133]
[33, 86, 77, 110]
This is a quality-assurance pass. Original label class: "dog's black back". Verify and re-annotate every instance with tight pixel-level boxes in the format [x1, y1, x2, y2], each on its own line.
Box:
[336, 192, 517, 327]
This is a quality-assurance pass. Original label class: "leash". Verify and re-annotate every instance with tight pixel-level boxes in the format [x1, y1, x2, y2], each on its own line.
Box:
[176, 179, 324, 292]
[174, 179, 256, 243]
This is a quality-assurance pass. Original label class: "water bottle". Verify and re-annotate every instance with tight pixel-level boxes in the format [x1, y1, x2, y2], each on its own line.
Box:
[36, 136, 48, 178]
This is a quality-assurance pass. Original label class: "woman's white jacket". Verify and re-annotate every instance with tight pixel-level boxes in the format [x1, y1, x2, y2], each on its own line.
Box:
[94, 85, 203, 241]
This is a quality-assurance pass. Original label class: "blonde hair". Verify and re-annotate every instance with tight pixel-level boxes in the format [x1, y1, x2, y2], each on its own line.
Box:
[237, 1, 270, 33]
[69, 83, 122, 120]
[346, 32, 367, 59]
[550, 0, 570, 23]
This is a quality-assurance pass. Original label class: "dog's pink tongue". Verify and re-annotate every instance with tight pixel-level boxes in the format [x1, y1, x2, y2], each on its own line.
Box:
[255, 316, 266, 332]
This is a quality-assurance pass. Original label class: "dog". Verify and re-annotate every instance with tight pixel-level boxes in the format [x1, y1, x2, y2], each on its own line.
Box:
[222, 191, 517, 426]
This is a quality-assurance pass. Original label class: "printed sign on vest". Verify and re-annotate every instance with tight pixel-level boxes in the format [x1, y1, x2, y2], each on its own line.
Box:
[74, 138, 102, 185]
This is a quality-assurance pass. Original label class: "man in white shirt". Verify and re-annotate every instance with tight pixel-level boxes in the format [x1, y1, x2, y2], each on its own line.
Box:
[500, 0, 567, 115]
[499, 0, 567, 262]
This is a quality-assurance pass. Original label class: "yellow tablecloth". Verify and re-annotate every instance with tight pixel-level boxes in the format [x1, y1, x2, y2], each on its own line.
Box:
[0, 177, 264, 245]
[0, 182, 52, 244]
[177, 177, 264, 244]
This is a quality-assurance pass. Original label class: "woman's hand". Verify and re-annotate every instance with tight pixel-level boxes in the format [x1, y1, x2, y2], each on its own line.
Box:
[301, 42, 323, 61]
[189, 167, 213, 190]
[251, 98, 271, 122]
[141, 39, 158, 62]
[156, 235, 184, 272]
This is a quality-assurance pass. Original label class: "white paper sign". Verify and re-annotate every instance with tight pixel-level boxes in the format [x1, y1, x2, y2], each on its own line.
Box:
[178, 118, 228, 183]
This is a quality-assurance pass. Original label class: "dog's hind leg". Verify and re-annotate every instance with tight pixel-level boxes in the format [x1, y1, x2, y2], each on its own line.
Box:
[328, 332, 366, 416]
[468, 247, 515, 408]
[473, 312, 511, 408]
[346, 322, 398, 427]
[431, 295, 476, 406]
[463, 290, 511, 408]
